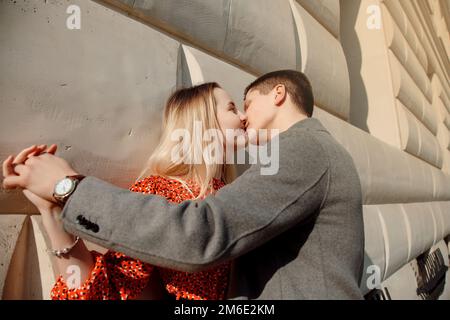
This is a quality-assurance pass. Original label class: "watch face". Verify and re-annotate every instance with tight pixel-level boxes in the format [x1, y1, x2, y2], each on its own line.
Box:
[55, 178, 75, 196]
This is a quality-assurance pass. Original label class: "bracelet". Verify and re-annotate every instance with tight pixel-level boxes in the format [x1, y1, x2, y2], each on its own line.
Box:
[47, 236, 80, 258]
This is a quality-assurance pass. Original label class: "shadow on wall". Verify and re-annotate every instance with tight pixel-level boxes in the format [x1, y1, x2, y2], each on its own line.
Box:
[2, 217, 44, 300]
[340, 0, 369, 133]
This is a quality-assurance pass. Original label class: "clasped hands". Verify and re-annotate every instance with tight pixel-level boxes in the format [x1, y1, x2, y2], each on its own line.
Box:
[2, 144, 79, 214]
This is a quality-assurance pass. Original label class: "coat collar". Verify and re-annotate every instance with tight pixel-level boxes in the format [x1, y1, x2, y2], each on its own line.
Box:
[286, 117, 329, 134]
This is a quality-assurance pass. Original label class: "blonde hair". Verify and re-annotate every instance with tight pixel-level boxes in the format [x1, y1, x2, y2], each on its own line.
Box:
[137, 82, 236, 198]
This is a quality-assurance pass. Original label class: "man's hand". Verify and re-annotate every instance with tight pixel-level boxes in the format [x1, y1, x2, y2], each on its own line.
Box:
[2, 144, 79, 203]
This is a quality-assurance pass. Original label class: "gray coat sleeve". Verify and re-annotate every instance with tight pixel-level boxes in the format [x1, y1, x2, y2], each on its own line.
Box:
[61, 132, 330, 272]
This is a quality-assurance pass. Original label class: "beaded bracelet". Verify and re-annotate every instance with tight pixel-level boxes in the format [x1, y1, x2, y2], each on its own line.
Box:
[47, 236, 80, 258]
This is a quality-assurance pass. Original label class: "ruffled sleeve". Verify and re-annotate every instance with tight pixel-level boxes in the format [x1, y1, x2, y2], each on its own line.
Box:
[51, 250, 154, 300]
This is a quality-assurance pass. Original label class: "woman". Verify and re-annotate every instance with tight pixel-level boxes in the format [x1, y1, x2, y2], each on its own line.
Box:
[20, 82, 248, 300]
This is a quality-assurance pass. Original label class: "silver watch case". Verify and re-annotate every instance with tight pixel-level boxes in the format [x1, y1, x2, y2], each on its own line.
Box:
[53, 176, 79, 204]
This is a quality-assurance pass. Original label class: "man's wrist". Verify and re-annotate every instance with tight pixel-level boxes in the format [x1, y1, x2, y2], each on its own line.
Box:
[52, 174, 85, 205]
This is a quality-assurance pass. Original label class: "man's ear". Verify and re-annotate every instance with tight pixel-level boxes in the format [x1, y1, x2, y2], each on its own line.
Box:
[274, 84, 287, 106]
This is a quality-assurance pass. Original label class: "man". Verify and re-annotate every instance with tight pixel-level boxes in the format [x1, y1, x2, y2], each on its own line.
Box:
[2, 70, 365, 299]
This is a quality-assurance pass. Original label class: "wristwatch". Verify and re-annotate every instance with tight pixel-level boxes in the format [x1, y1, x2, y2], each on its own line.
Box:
[53, 175, 86, 206]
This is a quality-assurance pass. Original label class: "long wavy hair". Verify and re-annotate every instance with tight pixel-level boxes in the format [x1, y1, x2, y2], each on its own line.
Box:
[137, 82, 236, 198]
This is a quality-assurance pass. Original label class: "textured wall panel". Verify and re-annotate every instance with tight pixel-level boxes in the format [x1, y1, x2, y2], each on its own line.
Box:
[0, 191, 36, 215]
[430, 203, 448, 243]
[441, 92, 450, 116]
[0, 215, 27, 299]
[132, 0, 229, 51]
[435, 104, 450, 140]
[397, 102, 421, 160]
[179, 45, 256, 106]
[363, 202, 450, 282]
[397, 0, 428, 53]
[340, 0, 402, 149]
[397, 100, 442, 168]
[376, 204, 409, 280]
[131, 0, 298, 74]
[445, 115, 450, 131]
[389, 51, 437, 135]
[295, 0, 340, 38]
[315, 108, 450, 204]
[224, 0, 298, 74]
[360, 201, 450, 297]
[404, 203, 437, 261]
[436, 202, 450, 237]
[383, 4, 432, 102]
[2, 215, 59, 300]
[432, 75, 450, 116]
[0, 0, 180, 214]
[290, 0, 350, 120]
[383, 0, 428, 71]
[432, 165, 450, 200]
[399, 0, 450, 102]
[29, 216, 56, 300]
[381, 261, 420, 300]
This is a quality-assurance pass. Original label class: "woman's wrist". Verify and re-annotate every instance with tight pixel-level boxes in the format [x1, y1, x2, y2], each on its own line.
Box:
[41, 206, 72, 244]
[41, 205, 62, 224]
[49, 232, 76, 251]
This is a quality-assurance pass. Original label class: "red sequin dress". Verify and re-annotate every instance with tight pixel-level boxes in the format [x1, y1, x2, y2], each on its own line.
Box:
[50, 175, 230, 300]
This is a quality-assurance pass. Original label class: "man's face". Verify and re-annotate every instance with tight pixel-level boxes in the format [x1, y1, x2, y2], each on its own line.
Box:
[243, 89, 277, 132]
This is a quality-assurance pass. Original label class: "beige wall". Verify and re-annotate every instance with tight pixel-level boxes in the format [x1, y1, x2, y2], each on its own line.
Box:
[1, 0, 449, 299]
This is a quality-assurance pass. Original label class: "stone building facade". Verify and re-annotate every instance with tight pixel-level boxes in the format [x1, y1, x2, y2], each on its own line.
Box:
[0, 0, 449, 299]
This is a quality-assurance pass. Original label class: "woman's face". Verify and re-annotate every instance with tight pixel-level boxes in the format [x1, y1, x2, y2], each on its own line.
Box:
[214, 88, 248, 149]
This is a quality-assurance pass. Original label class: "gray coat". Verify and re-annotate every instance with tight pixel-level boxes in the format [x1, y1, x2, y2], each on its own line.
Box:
[61, 118, 365, 299]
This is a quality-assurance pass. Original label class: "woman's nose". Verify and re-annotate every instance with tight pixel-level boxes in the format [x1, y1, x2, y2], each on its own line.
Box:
[239, 111, 248, 122]
[239, 113, 248, 128]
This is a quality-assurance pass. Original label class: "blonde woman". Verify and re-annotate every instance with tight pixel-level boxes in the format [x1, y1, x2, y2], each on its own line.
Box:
[22, 82, 248, 300]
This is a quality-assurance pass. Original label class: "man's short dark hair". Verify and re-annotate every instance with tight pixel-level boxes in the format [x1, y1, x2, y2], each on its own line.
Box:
[244, 70, 314, 117]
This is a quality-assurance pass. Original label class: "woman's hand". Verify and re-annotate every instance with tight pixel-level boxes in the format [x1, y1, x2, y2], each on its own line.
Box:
[22, 188, 59, 215]
[22, 189, 66, 235]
